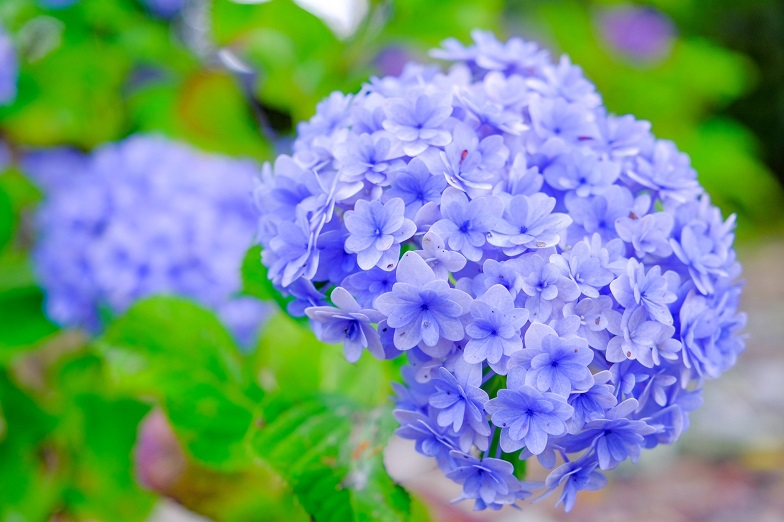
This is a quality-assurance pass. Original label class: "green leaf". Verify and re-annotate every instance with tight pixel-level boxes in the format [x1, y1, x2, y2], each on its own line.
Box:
[0, 286, 59, 359]
[253, 311, 401, 407]
[241, 245, 292, 312]
[97, 296, 260, 470]
[60, 393, 156, 521]
[0, 183, 14, 252]
[251, 395, 411, 522]
[252, 312, 326, 399]
[0, 369, 62, 521]
[128, 72, 273, 160]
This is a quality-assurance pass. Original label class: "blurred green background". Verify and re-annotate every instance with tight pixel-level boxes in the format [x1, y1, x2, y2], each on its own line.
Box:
[1, 0, 783, 521]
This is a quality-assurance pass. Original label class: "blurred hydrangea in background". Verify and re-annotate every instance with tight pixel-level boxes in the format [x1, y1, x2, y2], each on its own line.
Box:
[253, 30, 745, 511]
[596, 4, 675, 63]
[0, 25, 17, 105]
[30, 135, 270, 346]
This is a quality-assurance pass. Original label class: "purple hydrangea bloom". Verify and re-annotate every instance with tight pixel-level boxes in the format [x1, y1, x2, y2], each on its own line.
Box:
[252, 31, 745, 511]
[464, 284, 528, 367]
[610, 258, 678, 325]
[305, 287, 384, 363]
[542, 459, 607, 512]
[385, 158, 448, 219]
[31, 136, 271, 346]
[446, 451, 532, 510]
[561, 400, 657, 470]
[0, 26, 17, 105]
[414, 230, 467, 280]
[421, 121, 508, 193]
[344, 197, 416, 271]
[485, 384, 574, 454]
[487, 193, 572, 255]
[429, 187, 503, 262]
[512, 323, 595, 397]
[393, 409, 458, 470]
[374, 252, 472, 355]
[382, 91, 453, 156]
[429, 367, 491, 451]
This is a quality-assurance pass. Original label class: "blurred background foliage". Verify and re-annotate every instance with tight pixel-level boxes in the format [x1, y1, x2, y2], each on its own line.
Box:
[0, 0, 782, 520]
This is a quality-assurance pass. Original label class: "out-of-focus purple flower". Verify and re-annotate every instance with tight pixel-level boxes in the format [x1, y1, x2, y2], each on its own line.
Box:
[134, 409, 186, 493]
[21, 148, 90, 190]
[0, 26, 17, 105]
[598, 4, 675, 63]
[374, 46, 417, 77]
[143, 0, 186, 18]
[31, 135, 271, 346]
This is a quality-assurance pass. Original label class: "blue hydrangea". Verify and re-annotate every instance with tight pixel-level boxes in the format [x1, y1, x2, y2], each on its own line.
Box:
[37, 0, 183, 18]
[252, 31, 745, 511]
[30, 135, 271, 347]
[0, 26, 17, 106]
[141, 0, 185, 18]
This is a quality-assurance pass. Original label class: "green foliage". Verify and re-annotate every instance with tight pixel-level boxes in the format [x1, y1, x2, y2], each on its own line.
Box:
[251, 395, 410, 522]
[241, 245, 292, 313]
[97, 296, 260, 470]
[97, 297, 411, 519]
[0, 369, 61, 521]
[0, 0, 780, 519]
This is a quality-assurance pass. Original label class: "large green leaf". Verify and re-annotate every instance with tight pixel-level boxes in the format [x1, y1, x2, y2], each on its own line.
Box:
[97, 296, 260, 470]
[0, 286, 59, 359]
[253, 310, 402, 408]
[251, 395, 411, 522]
[0, 369, 61, 521]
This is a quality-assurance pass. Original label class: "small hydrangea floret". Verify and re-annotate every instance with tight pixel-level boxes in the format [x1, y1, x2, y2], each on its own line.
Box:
[254, 31, 745, 511]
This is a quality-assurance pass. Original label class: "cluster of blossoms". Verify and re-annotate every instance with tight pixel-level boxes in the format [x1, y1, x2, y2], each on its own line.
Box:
[0, 25, 16, 106]
[31, 135, 269, 346]
[253, 31, 745, 511]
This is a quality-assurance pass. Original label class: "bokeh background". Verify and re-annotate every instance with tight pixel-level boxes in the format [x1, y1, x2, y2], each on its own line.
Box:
[0, 0, 782, 521]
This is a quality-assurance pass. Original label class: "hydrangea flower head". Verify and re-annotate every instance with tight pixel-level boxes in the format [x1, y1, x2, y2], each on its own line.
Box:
[31, 135, 270, 346]
[253, 30, 745, 511]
